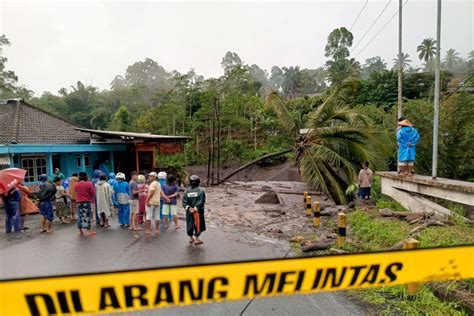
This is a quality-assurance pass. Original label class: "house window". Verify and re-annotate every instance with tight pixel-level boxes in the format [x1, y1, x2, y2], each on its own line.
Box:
[21, 156, 47, 182]
[76, 154, 91, 168]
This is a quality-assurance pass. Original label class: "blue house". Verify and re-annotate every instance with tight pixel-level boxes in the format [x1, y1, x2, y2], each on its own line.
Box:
[0, 99, 188, 186]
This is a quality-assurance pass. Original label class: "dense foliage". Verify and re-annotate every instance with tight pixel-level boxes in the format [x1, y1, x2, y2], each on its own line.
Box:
[1, 30, 473, 201]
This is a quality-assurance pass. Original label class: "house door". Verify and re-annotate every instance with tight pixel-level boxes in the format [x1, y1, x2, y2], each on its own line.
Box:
[138, 151, 153, 173]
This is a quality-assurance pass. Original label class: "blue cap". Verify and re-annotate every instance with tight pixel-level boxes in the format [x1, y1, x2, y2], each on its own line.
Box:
[38, 174, 48, 182]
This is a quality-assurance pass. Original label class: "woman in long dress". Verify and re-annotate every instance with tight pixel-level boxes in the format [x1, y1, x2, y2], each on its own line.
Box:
[95, 173, 114, 228]
[54, 177, 70, 224]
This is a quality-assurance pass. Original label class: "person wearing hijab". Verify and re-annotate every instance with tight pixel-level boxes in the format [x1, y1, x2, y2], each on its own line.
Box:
[17, 183, 38, 230]
[397, 119, 420, 176]
[68, 173, 79, 220]
[75, 172, 96, 236]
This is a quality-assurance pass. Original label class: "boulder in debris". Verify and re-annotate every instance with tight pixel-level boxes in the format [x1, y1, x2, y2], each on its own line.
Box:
[255, 190, 284, 204]
[289, 235, 305, 243]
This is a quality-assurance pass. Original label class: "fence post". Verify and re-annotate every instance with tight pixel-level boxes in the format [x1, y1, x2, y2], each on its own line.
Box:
[313, 201, 320, 227]
[403, 238, 421, 294]
[306, 196, 312, 216]
[337, 212, 346, 248]
[303, 192, 308, 211]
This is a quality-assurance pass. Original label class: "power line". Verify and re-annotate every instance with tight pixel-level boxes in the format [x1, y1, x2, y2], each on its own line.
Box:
[353, 0, 409, 59]
[349, 0, 369, 31]
[351, 0, 392, 54]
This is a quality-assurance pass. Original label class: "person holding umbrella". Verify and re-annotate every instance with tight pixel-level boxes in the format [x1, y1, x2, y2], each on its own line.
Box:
[0, 168, 28, 233]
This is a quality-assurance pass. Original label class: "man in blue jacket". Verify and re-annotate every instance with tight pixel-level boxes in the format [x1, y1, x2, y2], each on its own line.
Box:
[397, 119, 420, 176]
[1, 187, 22, 233]
[113, 172, 130, 227]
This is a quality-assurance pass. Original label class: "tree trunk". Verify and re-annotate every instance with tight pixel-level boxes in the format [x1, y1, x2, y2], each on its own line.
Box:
[301, 240, 334, 252]
[221, 148, 293, 182]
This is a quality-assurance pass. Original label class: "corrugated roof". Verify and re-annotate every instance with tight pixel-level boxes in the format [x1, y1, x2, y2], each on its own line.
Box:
[76, 128, 190, 141]
[0, 99, 90, 144]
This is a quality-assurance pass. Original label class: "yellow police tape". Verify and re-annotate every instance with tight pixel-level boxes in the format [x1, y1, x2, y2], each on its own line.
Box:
[0, 245, 472, 315]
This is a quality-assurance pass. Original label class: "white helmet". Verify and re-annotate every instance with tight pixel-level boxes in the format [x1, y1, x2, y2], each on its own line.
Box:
[116, 172, 126, 180]
[158, 171, 167, 180]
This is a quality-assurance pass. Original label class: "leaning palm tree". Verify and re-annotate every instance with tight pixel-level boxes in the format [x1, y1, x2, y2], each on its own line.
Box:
[417, 38, 437, 70]
[266, 78, 385, 204]
[392, 53, 412, 71]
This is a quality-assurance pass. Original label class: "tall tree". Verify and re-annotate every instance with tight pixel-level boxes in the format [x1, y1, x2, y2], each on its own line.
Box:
[221, 51, 243, 75]
[282, 66, 302, 98]
[443, 48, 460, 72]
[361, 56, 387, 79]
[269, 66, 284, 91]
[0, 35, 18, 97]
[417, 38, 437, 71]
[123, 58, 172, 90]
[324, 27, 360, 85]
[108, 105, 132, 131]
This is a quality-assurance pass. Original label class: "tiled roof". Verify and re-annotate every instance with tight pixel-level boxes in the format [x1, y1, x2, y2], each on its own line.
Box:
[0, 99, 90, 144]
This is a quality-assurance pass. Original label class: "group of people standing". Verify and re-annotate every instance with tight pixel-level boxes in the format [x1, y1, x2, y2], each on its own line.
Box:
[2, 168, 207, 245]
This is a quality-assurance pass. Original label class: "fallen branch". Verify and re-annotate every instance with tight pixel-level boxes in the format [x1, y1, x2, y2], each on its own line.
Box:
[410, 220, 447, 234]
[328, 248, 349, 254]
[388, 241, 405, 250]
[301, 240, 334, 252]
[429, 283, 474, 315]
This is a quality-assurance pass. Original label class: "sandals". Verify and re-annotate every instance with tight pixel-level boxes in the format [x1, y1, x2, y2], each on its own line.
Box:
[194, 239, 203, 245]
[189, 238, 195, 244]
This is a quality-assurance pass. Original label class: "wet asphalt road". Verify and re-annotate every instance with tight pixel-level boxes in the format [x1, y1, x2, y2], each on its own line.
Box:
[0, 219, 366, 315]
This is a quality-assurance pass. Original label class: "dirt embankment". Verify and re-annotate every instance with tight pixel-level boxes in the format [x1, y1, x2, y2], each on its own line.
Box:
[186, 160, 302, 182]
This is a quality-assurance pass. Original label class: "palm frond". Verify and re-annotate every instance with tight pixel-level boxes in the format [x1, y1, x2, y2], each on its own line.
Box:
[264, 90, 295, 134]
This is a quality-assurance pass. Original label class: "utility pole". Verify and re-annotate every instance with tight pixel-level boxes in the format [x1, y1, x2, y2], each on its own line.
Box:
[397, 0, 403, 119]
[432, 0, 441, 179]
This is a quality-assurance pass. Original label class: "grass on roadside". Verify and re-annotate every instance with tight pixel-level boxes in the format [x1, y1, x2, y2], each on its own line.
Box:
[346, 208, 410, 251]
[351, 285, 468, 316]
[346, 208, 474, 315]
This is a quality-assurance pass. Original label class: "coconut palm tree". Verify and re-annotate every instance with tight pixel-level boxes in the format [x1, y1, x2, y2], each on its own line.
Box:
[443, 49, 460, 72]
[392, 53, 412, 71]
[417, 38, 437, 70]
[265, 78, 385, 204]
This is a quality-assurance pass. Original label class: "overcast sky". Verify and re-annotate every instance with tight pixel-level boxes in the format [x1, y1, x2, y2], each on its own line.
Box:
[1, 0, 472, 95]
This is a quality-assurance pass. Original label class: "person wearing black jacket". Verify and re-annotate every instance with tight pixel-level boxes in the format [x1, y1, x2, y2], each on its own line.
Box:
[38, 174, 57, 233]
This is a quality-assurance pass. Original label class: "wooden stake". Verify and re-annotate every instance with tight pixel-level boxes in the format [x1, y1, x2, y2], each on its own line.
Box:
[403, 238, 421, 294]
[303, 191, 308, 209]
[337, 212, 346, 248]
[313, 201, 320, 227]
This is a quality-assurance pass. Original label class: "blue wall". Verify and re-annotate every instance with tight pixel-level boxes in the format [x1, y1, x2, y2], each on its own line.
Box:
[60, 152, 99, 178]
[3, 144, 126, 184]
